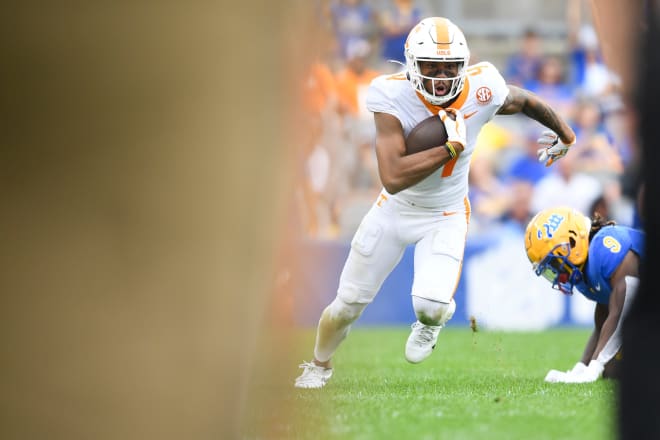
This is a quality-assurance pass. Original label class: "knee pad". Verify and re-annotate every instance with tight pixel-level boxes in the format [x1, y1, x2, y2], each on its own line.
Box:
[325, 297, 367, 325]
[413, 296, 456, 326]
[337, 276, 380, 305]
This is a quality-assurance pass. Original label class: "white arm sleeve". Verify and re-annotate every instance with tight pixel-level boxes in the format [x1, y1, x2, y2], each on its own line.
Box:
[596, 276, 639, 365]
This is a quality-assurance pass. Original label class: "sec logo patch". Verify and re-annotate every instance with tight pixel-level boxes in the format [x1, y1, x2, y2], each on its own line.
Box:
[475, 86, 492, 105]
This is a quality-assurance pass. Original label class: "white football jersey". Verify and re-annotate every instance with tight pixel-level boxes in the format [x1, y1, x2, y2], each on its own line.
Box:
[366, 62, 509, 209]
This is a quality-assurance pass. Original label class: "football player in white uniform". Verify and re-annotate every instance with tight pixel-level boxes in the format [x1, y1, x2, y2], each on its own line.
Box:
[295, 17, 577, 389]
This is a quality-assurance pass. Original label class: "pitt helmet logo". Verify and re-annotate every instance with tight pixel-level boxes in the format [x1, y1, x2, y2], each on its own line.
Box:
[476, 86, 493, 104]
[538, 213, 564, 239]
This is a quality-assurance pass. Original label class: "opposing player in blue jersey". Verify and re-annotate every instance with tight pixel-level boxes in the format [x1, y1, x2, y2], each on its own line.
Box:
[524, 206, 645, 383]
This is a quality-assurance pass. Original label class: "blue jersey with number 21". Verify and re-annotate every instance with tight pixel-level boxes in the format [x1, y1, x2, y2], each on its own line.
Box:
[575, 225, 645, 304]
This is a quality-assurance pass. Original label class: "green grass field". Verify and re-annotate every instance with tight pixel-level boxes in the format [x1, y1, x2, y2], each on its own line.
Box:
[244, 327, 617, 440]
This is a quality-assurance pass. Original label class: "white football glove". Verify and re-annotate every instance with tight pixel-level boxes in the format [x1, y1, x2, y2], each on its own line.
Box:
[563, 359, 604, 383]
[544, 361, 587, 383]
[439, 108, 467, 149]
[544, 369, 567, 383]
[569, 361, 588, 375]
[537, 130, 576, 167]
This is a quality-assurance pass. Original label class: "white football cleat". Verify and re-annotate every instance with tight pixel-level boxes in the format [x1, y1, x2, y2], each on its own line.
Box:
[405, 321, 442, 364]
[294, 361, 333, 389]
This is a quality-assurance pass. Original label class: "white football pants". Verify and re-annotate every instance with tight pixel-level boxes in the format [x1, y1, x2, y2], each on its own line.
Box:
[337, 191, 470, 305]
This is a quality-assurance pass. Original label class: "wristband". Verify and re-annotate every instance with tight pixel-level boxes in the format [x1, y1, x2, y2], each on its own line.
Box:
[444, 142, 457, 159]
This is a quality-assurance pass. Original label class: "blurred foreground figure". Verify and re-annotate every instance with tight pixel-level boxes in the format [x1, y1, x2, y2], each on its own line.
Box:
[613, 0, 660, 438]
[0, 2, 307, 439]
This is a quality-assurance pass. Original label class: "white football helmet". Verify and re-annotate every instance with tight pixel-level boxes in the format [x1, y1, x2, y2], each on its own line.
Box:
[404, 17, 470, 106]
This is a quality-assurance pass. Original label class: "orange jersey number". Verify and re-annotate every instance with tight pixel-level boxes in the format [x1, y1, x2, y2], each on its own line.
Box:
[441, 64, 491, 178]
[466, 64, 490, 77]
[441, 158, 458, 177]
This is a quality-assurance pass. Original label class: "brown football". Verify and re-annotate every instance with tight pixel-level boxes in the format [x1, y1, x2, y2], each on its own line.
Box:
[405, 115, 448, 155]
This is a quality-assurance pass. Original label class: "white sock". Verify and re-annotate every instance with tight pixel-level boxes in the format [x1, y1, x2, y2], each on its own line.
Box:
[313, 297, 367, 363]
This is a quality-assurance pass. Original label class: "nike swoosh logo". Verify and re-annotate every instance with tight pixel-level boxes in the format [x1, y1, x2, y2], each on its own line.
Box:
[443, 211, 457, 216]
[594, 283, 601, 292]
[464, 111, 478, 119]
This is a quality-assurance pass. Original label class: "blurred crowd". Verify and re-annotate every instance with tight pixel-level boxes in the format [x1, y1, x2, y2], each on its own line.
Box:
[298, 0, 639, 241]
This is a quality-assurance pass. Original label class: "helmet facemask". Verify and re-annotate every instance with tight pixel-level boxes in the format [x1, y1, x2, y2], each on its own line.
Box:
[533, 243, 584, 294]
[406, 57, 466, 105]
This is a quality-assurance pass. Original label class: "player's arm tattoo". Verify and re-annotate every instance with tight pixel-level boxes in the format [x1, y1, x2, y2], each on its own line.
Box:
[497, 85, 575, 144]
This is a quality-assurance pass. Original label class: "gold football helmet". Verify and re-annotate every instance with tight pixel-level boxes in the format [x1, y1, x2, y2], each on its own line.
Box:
[524, 207, 591, 294]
